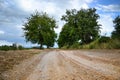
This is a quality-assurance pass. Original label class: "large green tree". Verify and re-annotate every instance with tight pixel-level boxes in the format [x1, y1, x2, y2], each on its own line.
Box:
[23, 11, 57, 48]
[58, 8, 101, 48]
[58, 23, 78, 48]
[112, 15, 120, 39]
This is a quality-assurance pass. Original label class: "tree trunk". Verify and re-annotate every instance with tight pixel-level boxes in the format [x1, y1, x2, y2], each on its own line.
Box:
[47, 46, 49, 49]
[40, 43, 43, 49]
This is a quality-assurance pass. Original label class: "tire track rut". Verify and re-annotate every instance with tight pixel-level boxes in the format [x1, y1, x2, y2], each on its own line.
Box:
[3, 50, 120, 80]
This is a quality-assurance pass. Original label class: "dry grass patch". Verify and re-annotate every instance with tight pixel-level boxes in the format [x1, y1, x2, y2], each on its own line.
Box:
[0, 49, 41, 80]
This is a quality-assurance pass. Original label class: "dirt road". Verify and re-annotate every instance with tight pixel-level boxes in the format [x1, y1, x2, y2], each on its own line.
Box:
[2, 50, 120, 80]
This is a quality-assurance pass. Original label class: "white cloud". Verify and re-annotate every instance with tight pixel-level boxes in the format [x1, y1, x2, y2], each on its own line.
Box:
[85, 0, 94, 3]
[98, 14, 114, 36]
[0, 30, 5, 34]
[16, 0, 93, 12]
[68, 0, 92, 10]
[16, 0, 58, 15]
[96, 4, 120, 12]
[0, 40, 13, 46]
[42, 2, 57, 15]
[15, 25, 24, 36]
[16, 0, 35, 12]
[55, 21, 64, 34]
[15, 0, 93, 17]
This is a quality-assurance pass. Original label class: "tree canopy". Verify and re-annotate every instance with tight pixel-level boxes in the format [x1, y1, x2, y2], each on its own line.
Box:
[58, 8, 101, 48]
[112, 15, 120, 40]
[23, 11, 57, 48]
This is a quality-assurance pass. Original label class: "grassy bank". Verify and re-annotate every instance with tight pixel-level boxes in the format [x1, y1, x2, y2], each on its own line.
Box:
[61, 38, 120, 49]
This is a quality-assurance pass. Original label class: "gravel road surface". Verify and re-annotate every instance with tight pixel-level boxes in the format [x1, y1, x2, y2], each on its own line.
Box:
[2, 50, 120, 80]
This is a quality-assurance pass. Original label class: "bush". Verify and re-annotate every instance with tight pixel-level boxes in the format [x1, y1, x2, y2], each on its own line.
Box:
[108, 39, 120, 49]
[82, 38, 120, 49]
[59, 36, 120, 49]
[18, 45, 24, 50]
[0, 45, 10, 51]
[98, 36, 111, 43]
[61, 45, 70, 49]
[70, 42, 80, 49]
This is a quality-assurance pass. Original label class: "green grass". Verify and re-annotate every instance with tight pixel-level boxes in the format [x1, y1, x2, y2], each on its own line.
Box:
[61, 38, 120, 49]
[81, 39, 120, 49]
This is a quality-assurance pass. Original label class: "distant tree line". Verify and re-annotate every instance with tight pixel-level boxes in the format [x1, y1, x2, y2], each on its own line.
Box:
[0, 44, 24, 51]
[23, 8, 120, 49]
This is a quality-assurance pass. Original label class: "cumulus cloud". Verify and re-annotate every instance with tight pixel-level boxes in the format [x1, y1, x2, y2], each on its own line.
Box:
[0, 30, 5, 35]
[96, 4, 120, 12]
[68, 0, 92, 9]
[0, 40, 13, 46]
[14, 0, 94, 18]
[98, 14, 114, 36]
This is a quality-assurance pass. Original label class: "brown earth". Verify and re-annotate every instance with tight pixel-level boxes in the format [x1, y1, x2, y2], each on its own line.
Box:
[0, 49, 42, 80]
[1, 49, 120, 80]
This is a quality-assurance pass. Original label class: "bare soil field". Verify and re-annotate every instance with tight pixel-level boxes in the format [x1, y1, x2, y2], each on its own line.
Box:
[0, 49, 42, 80]
[0, 49, 120, 80]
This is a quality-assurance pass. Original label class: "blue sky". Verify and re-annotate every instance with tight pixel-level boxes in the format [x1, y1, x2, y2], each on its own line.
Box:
[0, 0, 120, 47]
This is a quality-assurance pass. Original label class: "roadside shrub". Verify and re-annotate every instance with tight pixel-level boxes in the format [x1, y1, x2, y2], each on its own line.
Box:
[59, 36, 120, 49]
[0, 45, 10, 51]
[98, 36, 111, 43]
[61, 45, 70, 49]
[82, 38, 120, 49]
[70, 42, 80, 49]
[0, 45, 24, 51]
[108, 39, 120, 49]
[18, 45, 24, 50]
